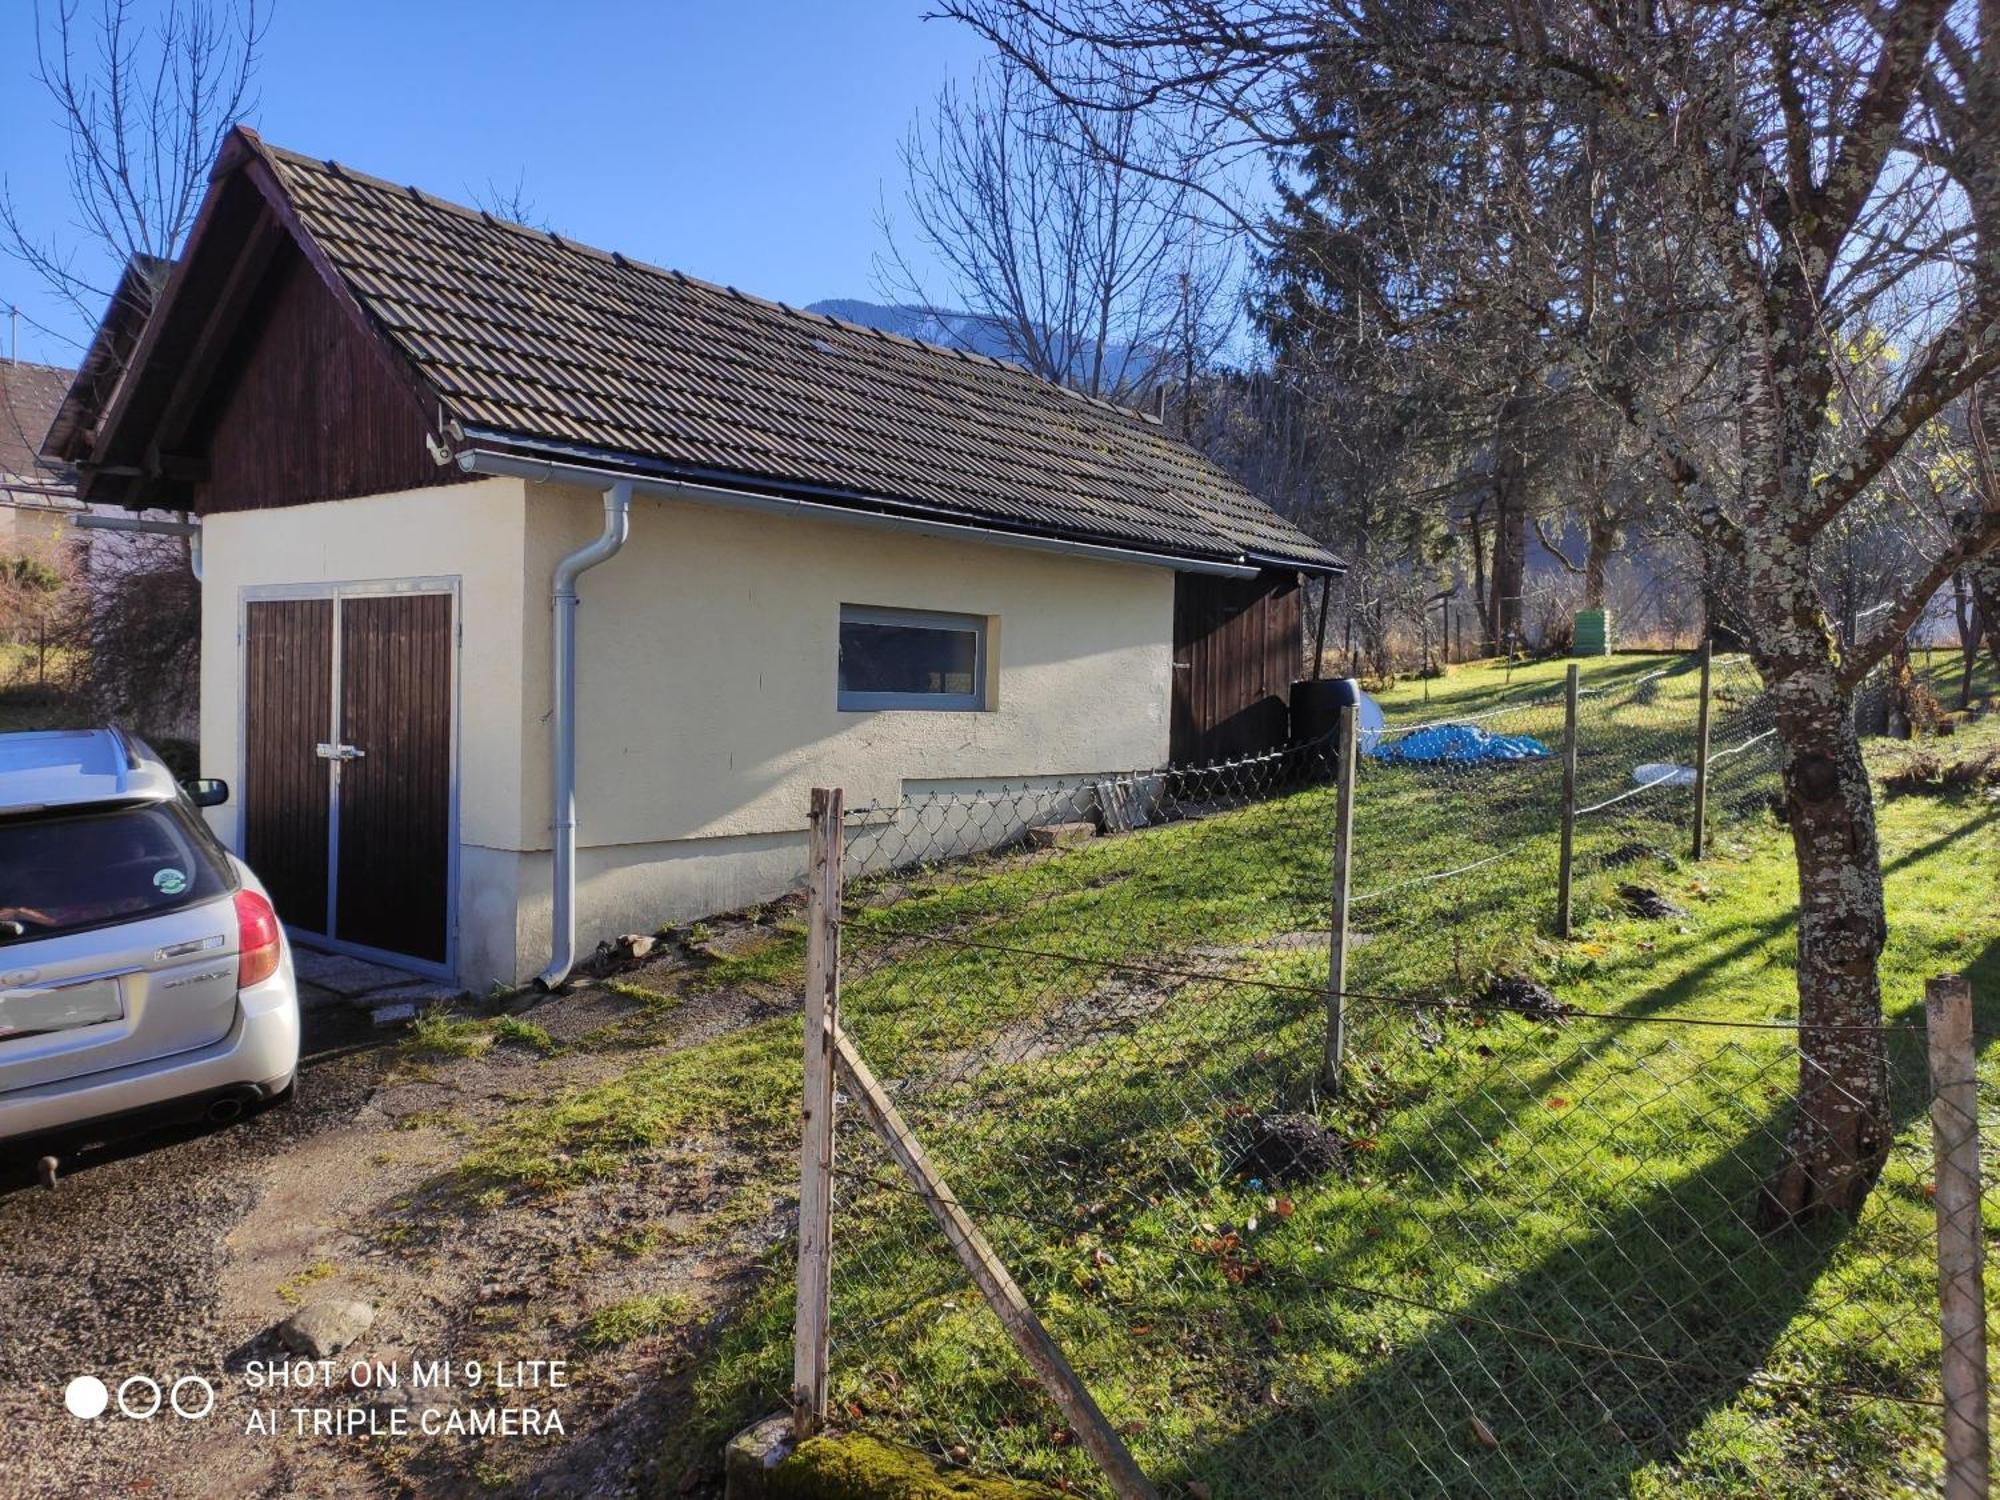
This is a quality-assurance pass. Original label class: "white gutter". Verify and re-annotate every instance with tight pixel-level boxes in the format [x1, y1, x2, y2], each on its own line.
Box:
[538, 480, 633, 989]
[72, 510, 201, 579]
[455, 447, 1263, 579]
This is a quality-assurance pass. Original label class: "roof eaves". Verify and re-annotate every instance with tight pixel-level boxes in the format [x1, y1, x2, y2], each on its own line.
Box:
[458, 424, 1269, 569]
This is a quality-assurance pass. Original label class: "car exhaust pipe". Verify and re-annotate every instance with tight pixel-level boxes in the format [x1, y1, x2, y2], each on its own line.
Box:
[205, 1090, 256, 1124]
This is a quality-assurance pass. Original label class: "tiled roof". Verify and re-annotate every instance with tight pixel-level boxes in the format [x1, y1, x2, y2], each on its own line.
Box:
[0, 360, 76, 501]
[250, 138, 1338, 573]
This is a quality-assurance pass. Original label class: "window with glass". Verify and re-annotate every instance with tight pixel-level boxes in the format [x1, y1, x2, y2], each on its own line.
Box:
[0, 801, 233, 946]
[838, 604, 987, 711]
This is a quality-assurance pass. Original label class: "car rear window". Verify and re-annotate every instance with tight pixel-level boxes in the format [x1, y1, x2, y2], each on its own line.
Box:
[0, 800, 234, 946]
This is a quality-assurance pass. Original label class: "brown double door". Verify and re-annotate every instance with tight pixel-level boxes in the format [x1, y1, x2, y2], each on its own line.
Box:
[242, 589, 454, 968]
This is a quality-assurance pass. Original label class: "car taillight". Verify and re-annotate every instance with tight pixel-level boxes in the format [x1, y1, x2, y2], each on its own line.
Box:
[234, 889, 282, 989]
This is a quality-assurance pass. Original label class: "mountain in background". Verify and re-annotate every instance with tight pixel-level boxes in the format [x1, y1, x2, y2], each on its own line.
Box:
[806, 299, 1149, 390]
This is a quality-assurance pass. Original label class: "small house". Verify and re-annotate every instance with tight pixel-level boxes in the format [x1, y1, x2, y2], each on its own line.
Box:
[47, 129, 1341, 990]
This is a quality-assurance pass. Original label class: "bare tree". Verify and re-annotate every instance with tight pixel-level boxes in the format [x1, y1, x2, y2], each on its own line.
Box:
[2, 0, 266, 743]
[880, 54, 1234, 400]
[57, 531, 199, 744]
[2, 0, 268, 344]
[471, 172, 554, 234]
[1534, 419, 1665, 614]
[947, 0, 2000, 1223]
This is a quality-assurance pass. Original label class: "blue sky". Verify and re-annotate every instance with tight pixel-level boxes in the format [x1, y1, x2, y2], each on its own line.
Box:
[0, 1, 989, 367]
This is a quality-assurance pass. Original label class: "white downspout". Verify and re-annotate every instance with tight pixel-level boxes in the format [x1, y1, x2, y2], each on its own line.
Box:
[538, 480, 633, 989]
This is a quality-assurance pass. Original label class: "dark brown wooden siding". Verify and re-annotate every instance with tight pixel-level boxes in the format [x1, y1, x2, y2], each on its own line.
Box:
[1170, 570, 1301, 765]
[192, 247, 459, 514]
[334, 592, 453, 963]
[243, 598, 333, 932]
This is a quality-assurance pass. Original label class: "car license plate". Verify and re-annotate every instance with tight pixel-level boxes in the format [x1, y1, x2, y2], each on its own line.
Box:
[0, 977, 125, 1040]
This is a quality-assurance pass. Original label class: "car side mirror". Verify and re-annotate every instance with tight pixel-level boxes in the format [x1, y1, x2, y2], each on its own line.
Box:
[187, 778, 230, 808]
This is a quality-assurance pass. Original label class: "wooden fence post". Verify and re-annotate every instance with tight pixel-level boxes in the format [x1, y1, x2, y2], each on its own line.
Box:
[1927, 974, 1989, 1500]
[792, 786, 844, 1439]
[1691, 638, 1714, 860]
[1324, 686, 1359, 1093]
[1556, 662, 1580, 939]
[833, 1027, 1160, 1500]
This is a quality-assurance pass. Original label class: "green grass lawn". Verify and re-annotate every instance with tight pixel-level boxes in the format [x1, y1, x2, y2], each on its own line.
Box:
[450, 656, 1996, 1498]
[1913, 639, 2000, 714]
[1369, 649, 1698, 718]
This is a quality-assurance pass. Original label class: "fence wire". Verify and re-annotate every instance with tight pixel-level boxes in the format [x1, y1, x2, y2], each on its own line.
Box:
[794, 655, 1975, 1499]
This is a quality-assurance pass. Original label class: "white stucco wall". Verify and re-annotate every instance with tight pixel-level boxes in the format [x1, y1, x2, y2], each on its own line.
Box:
[523, 481, 1175, 848]
[199, 476, 1176, 990]
[504, 482, 1176, 984]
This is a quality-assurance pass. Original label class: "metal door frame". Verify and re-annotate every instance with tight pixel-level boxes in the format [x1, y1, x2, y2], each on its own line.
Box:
[238, 576, 461, 980]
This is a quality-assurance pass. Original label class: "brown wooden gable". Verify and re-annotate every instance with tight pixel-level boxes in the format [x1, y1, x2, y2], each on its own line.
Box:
[191, 242, 456, 514]
[49, 133, 458, 514]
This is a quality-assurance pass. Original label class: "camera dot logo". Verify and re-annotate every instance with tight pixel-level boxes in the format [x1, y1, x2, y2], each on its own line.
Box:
[64, 1375, 109, 1420]
[171, 1376, 216, 1420]
[62, 1373, 213, 1421]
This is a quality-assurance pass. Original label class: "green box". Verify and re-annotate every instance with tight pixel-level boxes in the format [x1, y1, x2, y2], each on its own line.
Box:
[1574, 608, 1611, 656]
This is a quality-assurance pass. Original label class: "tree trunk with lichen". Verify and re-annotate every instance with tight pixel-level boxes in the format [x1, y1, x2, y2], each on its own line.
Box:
[1752, 555, 1892, 1226]
[1971, 550, 2000, 682]
[1583, 505, 1618, 611]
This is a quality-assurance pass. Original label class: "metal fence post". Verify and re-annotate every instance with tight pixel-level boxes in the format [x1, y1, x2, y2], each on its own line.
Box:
[1556, 662, 1579, 939]
[1323, 681, 1359, 1092]
[1927, 973, 1989, 1500]
[792, 785, 844, 1438]
[1692, 638, 1714, 860]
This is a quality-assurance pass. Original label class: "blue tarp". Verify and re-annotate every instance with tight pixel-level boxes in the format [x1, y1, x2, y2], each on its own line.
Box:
[1367, 723, 1552, 765]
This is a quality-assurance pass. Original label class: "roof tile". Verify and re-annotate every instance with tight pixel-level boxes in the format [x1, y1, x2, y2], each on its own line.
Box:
[254, 139, 1338, 571]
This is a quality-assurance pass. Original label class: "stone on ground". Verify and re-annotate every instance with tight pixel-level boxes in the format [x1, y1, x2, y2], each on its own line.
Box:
[1026, 821, 1096, 850]
[278, 1298, 375, 1359]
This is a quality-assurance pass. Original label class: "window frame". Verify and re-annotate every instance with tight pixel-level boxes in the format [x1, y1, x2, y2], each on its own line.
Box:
[837, 603, 989, 713]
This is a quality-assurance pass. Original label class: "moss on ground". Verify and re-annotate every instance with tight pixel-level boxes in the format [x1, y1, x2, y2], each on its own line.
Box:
[579, 1291, 693, 1349]
[769, 1434, 1058, 1498]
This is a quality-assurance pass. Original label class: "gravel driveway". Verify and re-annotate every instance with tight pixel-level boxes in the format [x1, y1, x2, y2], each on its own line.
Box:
[0, 954, 789, 1500]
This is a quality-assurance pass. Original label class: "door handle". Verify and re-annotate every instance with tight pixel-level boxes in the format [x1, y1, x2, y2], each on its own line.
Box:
[314, 743, 365, 761]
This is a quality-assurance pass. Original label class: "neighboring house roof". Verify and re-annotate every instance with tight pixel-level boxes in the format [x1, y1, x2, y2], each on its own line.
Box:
[57, 129, 1342, 575]
[0, 359, 78, 510]
[41, 256, 171, 470]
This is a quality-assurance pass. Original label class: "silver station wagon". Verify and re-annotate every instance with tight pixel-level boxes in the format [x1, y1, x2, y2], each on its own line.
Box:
[0, 729, 300, 1167]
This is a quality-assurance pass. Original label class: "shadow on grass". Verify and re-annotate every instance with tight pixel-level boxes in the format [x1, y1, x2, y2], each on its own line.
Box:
[1174, 936, 2000, 1498]
[654, 929, 1995, 1498]
[1879, 803, 1997, 880]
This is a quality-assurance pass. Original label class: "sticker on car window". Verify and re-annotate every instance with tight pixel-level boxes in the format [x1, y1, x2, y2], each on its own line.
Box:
[153, 867, 189, 896]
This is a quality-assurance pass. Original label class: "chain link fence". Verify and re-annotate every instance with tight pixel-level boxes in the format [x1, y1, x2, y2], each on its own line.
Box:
[773, 653, 1985, 1498]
